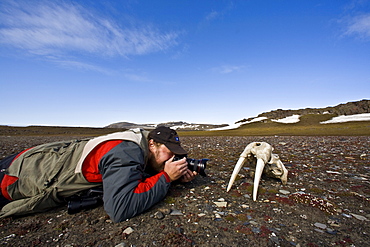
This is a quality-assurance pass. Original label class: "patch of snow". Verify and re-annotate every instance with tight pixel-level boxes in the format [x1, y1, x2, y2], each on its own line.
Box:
[171, 124, 200, 130]
[208, 123, 243, 131]
[208, 117, 268, 131]
[271, 115, 300, 124]
[320, 113, 370, 124]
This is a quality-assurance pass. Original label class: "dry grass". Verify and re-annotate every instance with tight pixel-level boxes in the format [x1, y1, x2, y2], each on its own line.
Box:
[0, 125, 122, 137]
[1, 114, 369, 137]
[180, 114, 370, 136]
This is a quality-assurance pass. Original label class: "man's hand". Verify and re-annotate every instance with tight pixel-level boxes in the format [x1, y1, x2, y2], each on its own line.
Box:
[164, 156, 193, 182]
[179, 169, 197, 183]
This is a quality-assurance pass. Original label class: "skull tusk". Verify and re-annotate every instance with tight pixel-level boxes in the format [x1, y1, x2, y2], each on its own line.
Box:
[253, 158, 265, 201]
[226, 156, 246, 192]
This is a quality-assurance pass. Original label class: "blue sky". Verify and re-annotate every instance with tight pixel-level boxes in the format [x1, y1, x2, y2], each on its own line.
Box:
[0, 0, 369, 127]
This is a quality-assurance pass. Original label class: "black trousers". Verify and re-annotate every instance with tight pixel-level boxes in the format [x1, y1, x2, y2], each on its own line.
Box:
[0, 153, 17, 208]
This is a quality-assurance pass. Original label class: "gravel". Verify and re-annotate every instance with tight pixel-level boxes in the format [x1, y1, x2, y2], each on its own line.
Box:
[0, 134, 369, 246]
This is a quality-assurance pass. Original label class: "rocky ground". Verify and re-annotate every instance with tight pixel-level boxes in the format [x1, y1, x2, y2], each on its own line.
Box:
[0, 134, 369, 246]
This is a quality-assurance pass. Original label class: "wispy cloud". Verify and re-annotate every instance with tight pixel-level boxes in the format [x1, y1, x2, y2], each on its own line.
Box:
[56, 60, 115, 75]
[205, 11, 220, 22]
[211, 65, 245, 74]
[123, 73, 152, 83]
[0, 1, 180, 58]
[341, 13, 370, 40]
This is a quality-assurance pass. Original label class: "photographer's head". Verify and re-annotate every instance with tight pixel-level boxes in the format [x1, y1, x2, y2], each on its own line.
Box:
[147, 126, 187, 172]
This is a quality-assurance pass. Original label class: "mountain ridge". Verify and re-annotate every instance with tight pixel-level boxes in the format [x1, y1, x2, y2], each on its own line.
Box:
[105, 121, 228, 131]
[236, 99, 370, 124]
[106, 99, 370, 131]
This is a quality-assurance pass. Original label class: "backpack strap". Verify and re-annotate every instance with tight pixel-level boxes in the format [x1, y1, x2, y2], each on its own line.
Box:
[74, 128, 147, 173]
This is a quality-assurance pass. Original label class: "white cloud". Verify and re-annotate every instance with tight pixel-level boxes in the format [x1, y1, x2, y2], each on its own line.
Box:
[342, 13, 370, 40]
[211, 65, 245, 74]
[0, 1, 180, 58]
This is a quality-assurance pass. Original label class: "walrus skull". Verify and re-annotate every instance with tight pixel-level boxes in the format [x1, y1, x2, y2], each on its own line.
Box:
[226, 142, 288, 201]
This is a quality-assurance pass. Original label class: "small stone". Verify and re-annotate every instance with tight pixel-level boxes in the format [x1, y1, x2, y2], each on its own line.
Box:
[314, 228, 325, 233]
[170, 209, 183, 216]
[122, 227, 134, 235]
[314, 223, 327, 229]
[241, 204, 249, 209]
[326, 171, 341, 174]
[160, 208, 172, 215]
[154, 211, 165, 220]
[279, 190, 290, 195]
[115, 243, 126, 247]
[326, 228, 337, 235]
[198, 213, 206, 217]
[350, 213, 369, 221]
[218, 198, 225, 202]
[214, 201, 227, 207]
[342, 213, 352, 218]
[329, 222, 340, 227]
[300, 215, 307, 220]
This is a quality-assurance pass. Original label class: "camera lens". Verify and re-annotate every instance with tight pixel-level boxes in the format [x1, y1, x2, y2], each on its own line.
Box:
[187, 158, 208, 177]
[173, 156, 208, 177]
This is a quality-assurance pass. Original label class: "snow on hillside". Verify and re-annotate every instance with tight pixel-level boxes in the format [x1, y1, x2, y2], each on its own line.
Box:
[171, 124, 201, 130]
[208, 117, 268, 131]
[320, 113, 370, 124]
[209, 113, 370, 131]
[208, 123, 243, 131]
[272, 114, 300, 124]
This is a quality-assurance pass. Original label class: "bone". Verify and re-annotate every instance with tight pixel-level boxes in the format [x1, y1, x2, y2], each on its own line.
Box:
[253, 158, 265, 201]
[226, 142, 288, 201]
[226, 156, 246, 192]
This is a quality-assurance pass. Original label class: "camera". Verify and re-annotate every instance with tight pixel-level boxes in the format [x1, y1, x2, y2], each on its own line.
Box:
[173, 155, 208, 177]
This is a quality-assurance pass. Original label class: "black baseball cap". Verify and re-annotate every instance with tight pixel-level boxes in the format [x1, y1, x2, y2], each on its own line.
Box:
[148, 126, 187, 155]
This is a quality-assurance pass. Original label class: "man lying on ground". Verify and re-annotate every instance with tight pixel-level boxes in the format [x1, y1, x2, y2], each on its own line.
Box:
[0, 126, 196, 222]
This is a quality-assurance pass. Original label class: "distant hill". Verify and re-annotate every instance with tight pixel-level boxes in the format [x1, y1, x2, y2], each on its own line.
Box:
[236, 99, 370, 124]
[105, 122, 157, 129]
[105, 121, 228, 131]
[105, 99, 369, 132]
